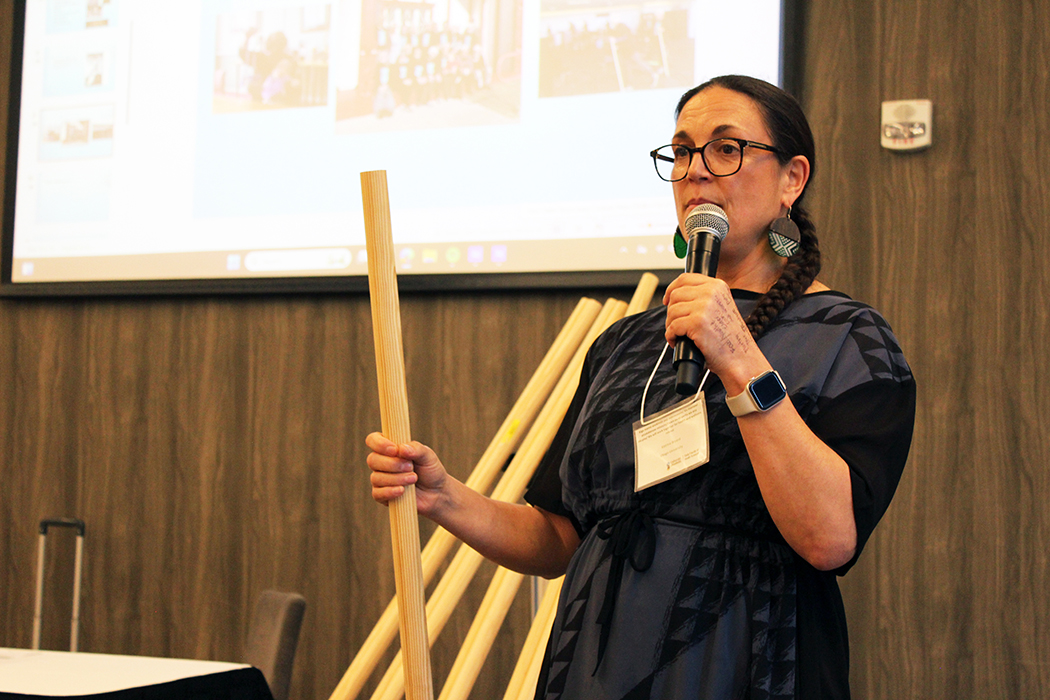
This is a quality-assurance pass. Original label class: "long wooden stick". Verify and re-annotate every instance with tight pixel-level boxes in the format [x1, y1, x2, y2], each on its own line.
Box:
[330, 298, 599, 700]
[626, 272, 660, 316]
[369, 298, 625, 700]
[339, 273, 657, 700]
[502, 577, 564, 700]
[434, 300, 628, 700]
[458, 297, 600, 498]
[361, 170, 434, 700]
[368, 545, 480, 700]
[500, 275, 656, 700]
[437, 567, 526, 700]
[490, 298, 627, 505]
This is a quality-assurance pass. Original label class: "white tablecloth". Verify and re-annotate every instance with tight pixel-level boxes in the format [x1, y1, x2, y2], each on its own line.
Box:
[0, 648, 252, 696]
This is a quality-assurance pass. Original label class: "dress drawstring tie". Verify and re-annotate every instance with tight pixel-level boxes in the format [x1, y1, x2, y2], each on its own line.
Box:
[592, 508, 657, 674]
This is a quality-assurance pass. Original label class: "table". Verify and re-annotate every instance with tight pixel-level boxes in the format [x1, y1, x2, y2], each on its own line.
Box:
[0, 648, 273, 699]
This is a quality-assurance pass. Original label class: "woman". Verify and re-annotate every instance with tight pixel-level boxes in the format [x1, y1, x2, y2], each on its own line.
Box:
[367, 75, 915, 699]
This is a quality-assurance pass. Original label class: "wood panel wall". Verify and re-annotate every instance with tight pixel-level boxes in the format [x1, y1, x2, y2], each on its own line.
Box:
[803, 1, 1050, 697]
[0, 288, 584, 699]
[2, 1, 1049, 699]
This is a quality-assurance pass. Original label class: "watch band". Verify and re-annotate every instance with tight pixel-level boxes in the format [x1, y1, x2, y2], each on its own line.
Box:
[726, 370, 787, 417]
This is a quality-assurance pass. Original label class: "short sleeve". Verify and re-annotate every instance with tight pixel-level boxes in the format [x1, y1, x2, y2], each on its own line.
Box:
[523, 398, 576, 518]
[807, 378, 917, 574]
[523, 336, 609, 539]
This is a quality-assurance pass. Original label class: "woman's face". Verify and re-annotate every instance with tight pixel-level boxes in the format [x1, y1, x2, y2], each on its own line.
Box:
[672, 86, 807, 271]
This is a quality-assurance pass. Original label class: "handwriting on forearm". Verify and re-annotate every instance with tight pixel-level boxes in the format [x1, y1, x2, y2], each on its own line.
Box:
[713, 295, 751, 355]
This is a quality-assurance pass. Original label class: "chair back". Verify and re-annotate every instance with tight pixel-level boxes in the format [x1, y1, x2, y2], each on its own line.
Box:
[245, 590, 306, 700]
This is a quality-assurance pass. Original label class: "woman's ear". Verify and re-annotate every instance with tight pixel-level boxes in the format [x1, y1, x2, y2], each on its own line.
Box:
[782, 155, 810, 208]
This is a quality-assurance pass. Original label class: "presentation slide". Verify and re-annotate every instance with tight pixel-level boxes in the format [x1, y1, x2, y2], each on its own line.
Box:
[8, 0, 784, 284]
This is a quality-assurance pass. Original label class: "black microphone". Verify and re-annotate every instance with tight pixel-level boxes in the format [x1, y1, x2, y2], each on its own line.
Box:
[673, 203, 729, 395]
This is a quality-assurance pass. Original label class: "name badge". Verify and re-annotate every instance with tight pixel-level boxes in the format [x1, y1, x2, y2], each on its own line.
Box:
[632, 393, 710, 491]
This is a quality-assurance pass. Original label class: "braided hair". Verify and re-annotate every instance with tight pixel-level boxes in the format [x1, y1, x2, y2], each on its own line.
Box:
[675, 76, 822, 340]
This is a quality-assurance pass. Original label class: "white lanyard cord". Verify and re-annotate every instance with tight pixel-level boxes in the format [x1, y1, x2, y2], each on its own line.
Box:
[640, 342, 710, 426]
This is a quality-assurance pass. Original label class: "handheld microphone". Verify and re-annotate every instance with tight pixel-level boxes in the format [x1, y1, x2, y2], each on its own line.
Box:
[673, 203, 729, 395]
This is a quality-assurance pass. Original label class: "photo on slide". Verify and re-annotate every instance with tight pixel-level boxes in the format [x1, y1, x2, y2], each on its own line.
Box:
[213, 5, 331, 113]
[332, 0, 522, 134]
[42, 44, 115, 97]
[539, 0, 694, 98]
[38, 105, 115, 161]
[47, 0, 117, 32]
[86, 0, 115, 28]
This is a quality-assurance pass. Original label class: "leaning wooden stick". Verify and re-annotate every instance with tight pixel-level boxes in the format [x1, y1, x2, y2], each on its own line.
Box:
[434, 300, 629, 700]
[491, 298, 627, 504]
[626, 271, 660, 316]
[341, 274, 656, 700]
[369, 299, 625, 700]
[360, 169, 434, 700]
[502, 577, 564, 700]
[438, 567, 527, 700]
[329, 298, 599, 700]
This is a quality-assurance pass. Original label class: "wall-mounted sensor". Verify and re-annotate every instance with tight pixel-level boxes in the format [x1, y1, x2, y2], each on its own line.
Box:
[881, 99, 933, 151]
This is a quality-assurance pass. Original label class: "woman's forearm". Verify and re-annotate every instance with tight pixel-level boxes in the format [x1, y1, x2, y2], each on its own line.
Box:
[428, 477, 580, 578]
[736, 399, 857, 570]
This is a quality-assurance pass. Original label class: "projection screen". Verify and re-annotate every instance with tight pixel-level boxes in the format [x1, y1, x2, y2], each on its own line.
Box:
[1, 0, 796, 294]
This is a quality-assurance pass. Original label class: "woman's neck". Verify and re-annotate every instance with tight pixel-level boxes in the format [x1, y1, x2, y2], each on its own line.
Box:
[717, 246, 787, 293]
[717, 248, 827, 295]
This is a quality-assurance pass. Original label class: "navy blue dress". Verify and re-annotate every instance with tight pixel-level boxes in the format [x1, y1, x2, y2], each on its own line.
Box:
[525, 290, 916, 700]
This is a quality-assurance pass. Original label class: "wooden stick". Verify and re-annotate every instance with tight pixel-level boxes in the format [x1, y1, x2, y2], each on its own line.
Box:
[330, 298, 599, 700]
[431, 299, 629, 700]
[515, 583, 563, 700]
[626, 272, 660, 316]
[369, 545, 483, 700]
[490, 298, 628, 505]
[360, 170, 434, 700]
[438, 567, 527, 700]
[502, 577, 564, 700]
[459, 297, 600, 497]
[337, 274, 649, 700]
[496, 277, 656, 700]
[519, 578, 564, 700]
[370, 547, 483, 700]
[499, 274, 653, 700]
[368, 299, 624, 700]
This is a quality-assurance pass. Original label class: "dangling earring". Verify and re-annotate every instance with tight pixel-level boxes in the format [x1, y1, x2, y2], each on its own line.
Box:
[768, 207, 801, 257]
[673, 226, 687, 259]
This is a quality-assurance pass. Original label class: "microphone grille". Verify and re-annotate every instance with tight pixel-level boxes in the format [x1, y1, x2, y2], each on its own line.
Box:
[684, 203, 729, 241]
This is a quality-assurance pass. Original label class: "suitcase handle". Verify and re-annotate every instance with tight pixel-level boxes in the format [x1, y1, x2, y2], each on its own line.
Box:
[34, 517, 86, 651]
[39, 518, 86, 536]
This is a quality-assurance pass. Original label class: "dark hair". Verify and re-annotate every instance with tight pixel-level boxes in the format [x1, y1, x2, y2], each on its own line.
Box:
[675, 75, 822, 339]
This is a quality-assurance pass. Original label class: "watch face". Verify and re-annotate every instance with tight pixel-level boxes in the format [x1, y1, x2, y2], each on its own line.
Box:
[750, 371, 787, 410]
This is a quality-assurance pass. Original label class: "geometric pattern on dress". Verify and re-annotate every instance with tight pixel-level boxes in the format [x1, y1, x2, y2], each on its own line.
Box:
[609, 530, 797, 700]
[534, 291, 912, 700]
[766, 299, 913, 389]
[539, 524, 798, 700]
[542, 564, 599, 699]
[559, 306, 788, 537]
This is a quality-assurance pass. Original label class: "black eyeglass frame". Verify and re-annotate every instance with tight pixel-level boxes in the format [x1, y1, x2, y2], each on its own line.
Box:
[650, 138, 783, 181]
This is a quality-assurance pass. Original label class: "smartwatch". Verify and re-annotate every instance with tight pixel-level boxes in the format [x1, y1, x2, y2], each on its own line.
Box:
[726, 370, 787, 417]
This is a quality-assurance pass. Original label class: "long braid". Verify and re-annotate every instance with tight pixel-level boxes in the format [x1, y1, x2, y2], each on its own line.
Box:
[744, 204, 822, 339]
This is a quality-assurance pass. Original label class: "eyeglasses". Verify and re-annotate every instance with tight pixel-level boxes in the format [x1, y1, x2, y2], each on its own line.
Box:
[650, 138, 782, 181]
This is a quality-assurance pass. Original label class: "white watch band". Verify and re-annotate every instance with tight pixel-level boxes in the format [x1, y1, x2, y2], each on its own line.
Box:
[726, 370, 786, 417]
[722, 384, 764, 415]
[726, 386, 762, 416]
